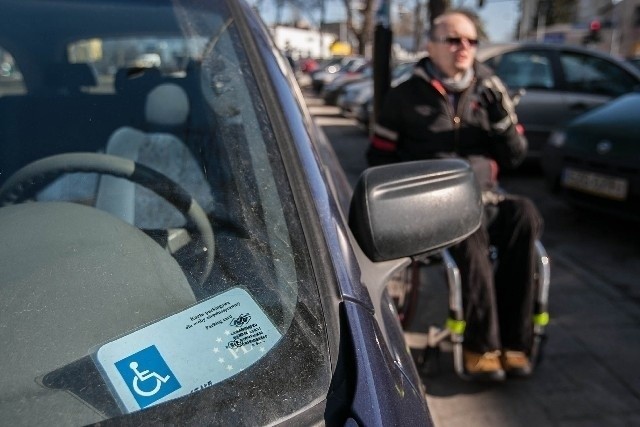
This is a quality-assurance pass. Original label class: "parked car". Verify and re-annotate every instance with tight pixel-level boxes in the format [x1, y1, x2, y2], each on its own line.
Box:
[322, 61, 371, 106]
[541, 90, 640, 221]
[338, 60, 417, 129]
[0, 0, 484, 425]
[478, 43, 640, 160]
[310, 55, 367, 93]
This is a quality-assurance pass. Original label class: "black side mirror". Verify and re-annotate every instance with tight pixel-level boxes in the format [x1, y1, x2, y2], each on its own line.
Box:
[349, 159, 482, 262]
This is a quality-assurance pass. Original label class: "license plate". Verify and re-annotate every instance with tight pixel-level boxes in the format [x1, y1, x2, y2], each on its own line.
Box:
[562, 167, 628, 200]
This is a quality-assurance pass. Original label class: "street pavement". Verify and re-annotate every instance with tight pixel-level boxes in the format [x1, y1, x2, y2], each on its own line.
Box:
[303, 88, 640, 427]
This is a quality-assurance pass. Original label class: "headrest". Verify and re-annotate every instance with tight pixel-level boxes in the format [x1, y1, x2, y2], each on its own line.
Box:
[145, 83, 189, 126]
[45, 63, 97, 90]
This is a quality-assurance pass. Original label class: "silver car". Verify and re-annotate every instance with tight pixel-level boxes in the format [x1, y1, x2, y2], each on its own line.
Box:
[478, 43, 640, 160]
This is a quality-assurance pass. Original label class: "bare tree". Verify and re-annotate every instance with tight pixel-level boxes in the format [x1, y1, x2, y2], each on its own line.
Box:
[266, 0, 491, 55]
[428, 0, 450, 27]
[414, 0, 426, 52]
[271, 0, 323, 27]
[335, 0, 377, 55]
[394, 0, 428, 52]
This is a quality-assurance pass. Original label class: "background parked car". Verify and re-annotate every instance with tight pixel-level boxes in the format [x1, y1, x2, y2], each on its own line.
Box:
[310, 55, 367, 93]
[321, 61, 371, 106]
[0, 0, 483, 425]
[338, 60, 417, 130]
[478, 43, 640, 160]
[541, 90, 640, 221]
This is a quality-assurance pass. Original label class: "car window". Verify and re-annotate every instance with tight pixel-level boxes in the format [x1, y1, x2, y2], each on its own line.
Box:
[560, 52, 637, 97]
[0, 0, 329, 425]
[0, 46, 26, 95]
[492, 51, 554, 90]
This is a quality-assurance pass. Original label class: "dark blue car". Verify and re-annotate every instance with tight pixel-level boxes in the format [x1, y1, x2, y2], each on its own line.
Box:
[542, 91, 640, 222]
[0, 0, 483, 424]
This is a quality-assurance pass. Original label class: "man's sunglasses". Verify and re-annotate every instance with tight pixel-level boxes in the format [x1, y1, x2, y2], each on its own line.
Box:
[431, 36, 479, 47]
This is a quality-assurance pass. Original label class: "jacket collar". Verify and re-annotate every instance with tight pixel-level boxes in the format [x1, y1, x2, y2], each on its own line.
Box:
[412, 56, 493, 87]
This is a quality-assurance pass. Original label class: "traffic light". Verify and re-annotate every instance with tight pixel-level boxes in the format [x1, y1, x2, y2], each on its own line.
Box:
[585, 19, 602, 44]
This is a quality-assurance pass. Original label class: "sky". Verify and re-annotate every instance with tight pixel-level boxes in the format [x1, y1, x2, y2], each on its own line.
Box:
[251, 0, 521, 43]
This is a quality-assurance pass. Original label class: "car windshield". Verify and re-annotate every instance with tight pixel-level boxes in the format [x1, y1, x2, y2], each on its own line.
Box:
[0, 0, 330, 425]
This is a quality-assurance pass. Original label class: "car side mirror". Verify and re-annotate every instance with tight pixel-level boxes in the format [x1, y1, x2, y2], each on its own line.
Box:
[349, 159, 482, 262]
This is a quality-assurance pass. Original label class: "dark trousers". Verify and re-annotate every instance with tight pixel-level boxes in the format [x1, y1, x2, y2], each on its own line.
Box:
[448, 195, 543, 354]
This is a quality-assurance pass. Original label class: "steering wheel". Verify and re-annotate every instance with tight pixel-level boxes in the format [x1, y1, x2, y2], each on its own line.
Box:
[0, 152, 214, 285]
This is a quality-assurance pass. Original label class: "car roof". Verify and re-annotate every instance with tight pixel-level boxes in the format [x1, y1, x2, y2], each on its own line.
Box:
[478, 41, 611, 55]
[477, 42, 640, 78]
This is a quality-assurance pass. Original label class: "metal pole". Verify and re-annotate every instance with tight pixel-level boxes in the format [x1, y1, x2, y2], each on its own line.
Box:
[373, 0, 392, 129]
[320, 0, 325, 58]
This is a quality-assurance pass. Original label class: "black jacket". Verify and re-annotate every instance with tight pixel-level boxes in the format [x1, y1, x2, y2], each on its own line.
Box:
[368, 57, 527, 174]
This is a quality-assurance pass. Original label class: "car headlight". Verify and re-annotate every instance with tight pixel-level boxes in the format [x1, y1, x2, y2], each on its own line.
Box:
[548, 131, 566, 148]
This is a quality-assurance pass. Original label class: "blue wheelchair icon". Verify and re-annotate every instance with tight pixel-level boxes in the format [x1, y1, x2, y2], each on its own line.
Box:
[115, 345, 181, 408]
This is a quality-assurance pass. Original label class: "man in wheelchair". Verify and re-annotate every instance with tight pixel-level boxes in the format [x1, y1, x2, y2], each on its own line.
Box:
[367, 9, 544, 381]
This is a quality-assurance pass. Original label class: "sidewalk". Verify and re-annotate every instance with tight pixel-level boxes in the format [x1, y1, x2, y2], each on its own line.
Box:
[422, 250, 640, 427]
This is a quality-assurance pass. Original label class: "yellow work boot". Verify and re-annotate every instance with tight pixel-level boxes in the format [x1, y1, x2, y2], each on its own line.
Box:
[463, 349, 505, 382]
[501, 350, 533, 378]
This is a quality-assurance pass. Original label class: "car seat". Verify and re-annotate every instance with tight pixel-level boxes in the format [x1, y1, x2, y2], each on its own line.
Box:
[95, 82, 214, 229]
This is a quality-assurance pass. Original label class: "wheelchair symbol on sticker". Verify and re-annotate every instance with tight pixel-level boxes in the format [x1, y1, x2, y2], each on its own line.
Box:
[114, 345, 181, 409]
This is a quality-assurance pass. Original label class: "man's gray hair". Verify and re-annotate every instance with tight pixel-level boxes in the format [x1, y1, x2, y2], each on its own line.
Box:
[427, 8, 481, 40]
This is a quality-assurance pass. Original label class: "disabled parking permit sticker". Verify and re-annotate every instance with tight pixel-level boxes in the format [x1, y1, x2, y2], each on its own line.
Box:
[96, 287, 282, 413]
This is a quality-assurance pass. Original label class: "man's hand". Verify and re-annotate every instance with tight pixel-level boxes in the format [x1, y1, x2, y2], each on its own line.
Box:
[479, 83, 508, 123]
[478, 77, 515, 132]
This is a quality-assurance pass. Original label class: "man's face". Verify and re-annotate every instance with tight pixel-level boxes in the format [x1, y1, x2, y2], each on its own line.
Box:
[427, 13, 478, 78]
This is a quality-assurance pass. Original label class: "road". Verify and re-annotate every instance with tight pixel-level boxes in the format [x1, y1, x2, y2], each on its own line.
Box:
[304, 89, 640, 427]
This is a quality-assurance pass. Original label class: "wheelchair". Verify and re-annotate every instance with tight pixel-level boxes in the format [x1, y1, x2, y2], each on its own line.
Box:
[392, 239, 550, 379]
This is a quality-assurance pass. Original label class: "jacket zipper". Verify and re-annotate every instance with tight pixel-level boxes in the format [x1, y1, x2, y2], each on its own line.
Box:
[431, 78, 476, 153]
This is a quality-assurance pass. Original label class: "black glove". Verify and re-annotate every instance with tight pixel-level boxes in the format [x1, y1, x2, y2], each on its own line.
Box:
[479, 81, 509, 124]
